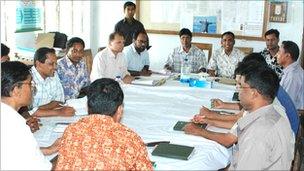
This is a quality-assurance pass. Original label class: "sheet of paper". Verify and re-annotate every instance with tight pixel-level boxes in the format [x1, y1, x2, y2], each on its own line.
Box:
[65, 96, 88, 115]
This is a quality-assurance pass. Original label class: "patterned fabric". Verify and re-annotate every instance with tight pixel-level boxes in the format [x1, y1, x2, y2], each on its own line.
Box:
[29, 66, 64, 114]
[260, 48, 283, 78]
[165, 45, 207, 73]
[280, 62, 304, 109]
[57, 56, 90, 100]
[90, 47, 129, 82]
[123, 43, 150, 71]
[55, 114, 153, 170]
[207, 47, 244, 78]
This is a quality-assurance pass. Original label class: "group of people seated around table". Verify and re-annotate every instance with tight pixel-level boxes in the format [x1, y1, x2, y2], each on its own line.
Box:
[1, 1, 303, 170]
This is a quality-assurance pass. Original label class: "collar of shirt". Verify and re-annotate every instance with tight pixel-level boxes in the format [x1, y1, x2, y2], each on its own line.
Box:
[123, 17, 135, 24]
[106, 47, 123, 59]
[63, 55, 84, 69]
[283, 61, 299, 74]
[31, 66, 48, 83]
[220, 47, 236, 57]
[131, 43, 147, 55]
[178, 45, 194, 54]
[237, 104, 274, 131]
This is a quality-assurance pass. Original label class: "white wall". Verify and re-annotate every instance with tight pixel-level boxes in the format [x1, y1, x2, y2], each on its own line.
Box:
[145, 1, 303, 70]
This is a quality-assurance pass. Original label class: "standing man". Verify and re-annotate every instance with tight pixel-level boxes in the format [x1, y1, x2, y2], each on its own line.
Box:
[57, 37, 90, 100]
[261, 29, 283, 78]
[90, 32, 134, 83]
[277, 41, 304, 109]
[123, 30, 151, 76]
[207, 31, 244, 78]
[164, 28, 207, 73]
[114, 1, 146, 47]
[30, 47, 75, 117]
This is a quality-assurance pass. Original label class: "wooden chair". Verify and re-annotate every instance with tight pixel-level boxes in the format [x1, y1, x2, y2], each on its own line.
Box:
[291, 109, 304, 171]
[192, 42, 213, 62]
[98, 46, 106, 52]
[83, 49, 93, 74]
[235, 47, 253, 56]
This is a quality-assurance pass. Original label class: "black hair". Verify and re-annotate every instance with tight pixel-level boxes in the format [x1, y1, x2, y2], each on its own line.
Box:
[234, 53, 268, 77]
[264, 29, 280, 39]
[87, 78, 124, 116]
[109, 31, 125, 43]
[66, 37, 85, 50]
[221, 31, 235, 39]
[1, 61, 30, 97]
[242, 66, 279, 103]
[1, 43, 10, 57]
[281, 41, 299, 61]
[124, 1, 136, 10]
[179, 28, 192, 38]
[132, 30, 147, 40]
[34, 47, 56, 65]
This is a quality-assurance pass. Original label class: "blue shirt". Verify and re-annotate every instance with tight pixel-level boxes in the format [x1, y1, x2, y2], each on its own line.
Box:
[57, 56, 90, 100]
[123, 43, 150, 72]
[277, 86, 299, 134]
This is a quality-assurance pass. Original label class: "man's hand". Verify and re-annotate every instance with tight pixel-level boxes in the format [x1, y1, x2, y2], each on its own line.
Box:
[122, 75, 135, 84]
[26, 116, 40, 133]
[41, 137, 62, 155]
[58, 106, 75, 116]
[182, 123, 204, 136]
[211, 99, 225, 109]
[192, 114, 207, 124]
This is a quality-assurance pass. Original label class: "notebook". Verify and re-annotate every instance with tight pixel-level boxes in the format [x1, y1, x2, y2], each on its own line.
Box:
[151, 143, 194, 160]
[131, 78, 166, 86]
[173, 121, 207, 131]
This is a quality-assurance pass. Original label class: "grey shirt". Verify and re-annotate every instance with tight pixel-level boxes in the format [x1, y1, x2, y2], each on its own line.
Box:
[230, 104, 294, 170]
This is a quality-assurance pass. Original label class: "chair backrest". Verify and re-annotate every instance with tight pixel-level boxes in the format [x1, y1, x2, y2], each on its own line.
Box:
[192, 42, 213, 62]
[83, 49, 93, 74]
[291, 109, 304, 171]
[98, 47, 106, 52]
[235, 47, 254, 56]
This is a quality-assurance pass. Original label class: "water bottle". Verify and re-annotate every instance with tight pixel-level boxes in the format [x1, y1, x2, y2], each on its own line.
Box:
[180, 58, 191, 83]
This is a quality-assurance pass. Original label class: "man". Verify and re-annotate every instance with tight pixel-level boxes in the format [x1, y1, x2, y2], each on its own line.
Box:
[1, 43, 10, 62]
[30, 47, 75, 117]
[277, 40, 304, 109]
[90, 32, 134, 83]
[55, 78, 153, 170]
[207, 31, 244, 78]
[123, 30, 151, 76]
[1, 61, 60, 170]
[260, 29, 283, 78]
[114, 1, 146, 47]
[57, 37, 90, 100]
[164, 28, 207, 73]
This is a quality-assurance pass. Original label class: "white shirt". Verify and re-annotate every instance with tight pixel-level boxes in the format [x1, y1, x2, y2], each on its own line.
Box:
[208, 47, 244, 78]
[1, 102, 52, 170]
[30, 66, 65, 114]
[280, 61, 304, 109]
[90, 47, 129, 82]
[123, 43, 150, 71]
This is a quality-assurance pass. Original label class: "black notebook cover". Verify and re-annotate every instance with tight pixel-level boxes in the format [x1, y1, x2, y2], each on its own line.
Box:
[232, 92, 239, 101]
[173, 121, 207, 131]
[151, 143, 194, 160]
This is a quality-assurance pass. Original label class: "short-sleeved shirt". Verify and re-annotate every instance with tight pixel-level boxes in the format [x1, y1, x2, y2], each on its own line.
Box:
[90, 47, 129, 82]
[57, 56, 90, 100]
[208, 47, 244, 78]
[30, 66, 64, 114]
[280, 61, 304, 109]
[123, 43, 150, 71]
[55, 114, 153, 170]
[165, 45, 207, 73]
[230, 105, 294, 170]
[114, 18, 145, 46]
[260, 48, 283, 78]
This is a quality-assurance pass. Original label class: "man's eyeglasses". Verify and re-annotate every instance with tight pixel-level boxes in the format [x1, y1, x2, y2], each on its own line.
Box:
[18, 81, 37, 95]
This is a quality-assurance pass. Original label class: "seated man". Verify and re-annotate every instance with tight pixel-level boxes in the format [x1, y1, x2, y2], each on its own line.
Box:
[164, 28, 207, 73]
[30, 47, 75, 117]
[260, 29, 283, 78]
[1, 61, 60, 170]
[277, 40, 304, 109]
[123, 30, 152, 76]
[90, 32, 134, 83]
[57, 37, 90, 100]
[55, 78, 153, 170]
[207, 31, 244, 78]
[1, 43, 10, 62]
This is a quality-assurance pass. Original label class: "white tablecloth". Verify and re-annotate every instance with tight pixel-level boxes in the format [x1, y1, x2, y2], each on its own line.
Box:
[34, 76, 236, 170]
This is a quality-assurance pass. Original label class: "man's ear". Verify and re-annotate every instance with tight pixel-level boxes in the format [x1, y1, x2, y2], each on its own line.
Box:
[113, 105, 123, 122]
[10, 84, 21, 98]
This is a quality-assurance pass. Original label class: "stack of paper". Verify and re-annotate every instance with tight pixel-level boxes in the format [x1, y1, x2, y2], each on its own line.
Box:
[65, 96, 88, 115]
[132, 78, 166, 86]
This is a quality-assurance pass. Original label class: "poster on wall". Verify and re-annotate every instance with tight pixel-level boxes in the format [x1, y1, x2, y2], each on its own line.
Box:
[193, 16, 217, 34]
[15, 0, 42, 33]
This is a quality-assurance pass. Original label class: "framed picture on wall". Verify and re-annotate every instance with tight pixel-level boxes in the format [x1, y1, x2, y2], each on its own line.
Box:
[269, 2, 288, 23]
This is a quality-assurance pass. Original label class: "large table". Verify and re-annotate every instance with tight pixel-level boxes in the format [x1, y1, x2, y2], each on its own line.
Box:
[34, 75, 236, 170]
